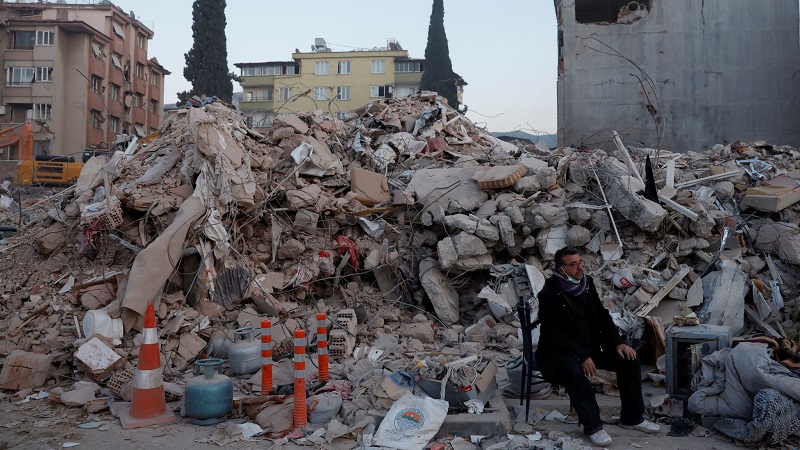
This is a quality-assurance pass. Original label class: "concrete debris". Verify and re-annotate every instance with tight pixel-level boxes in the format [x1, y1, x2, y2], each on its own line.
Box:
[2, 94, 800, 446]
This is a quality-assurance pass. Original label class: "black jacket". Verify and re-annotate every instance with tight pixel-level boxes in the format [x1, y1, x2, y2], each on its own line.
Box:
[536, 275, 623, 363]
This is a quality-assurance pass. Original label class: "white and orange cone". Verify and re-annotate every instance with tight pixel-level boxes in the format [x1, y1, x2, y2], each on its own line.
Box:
[118, 304, 176, 429]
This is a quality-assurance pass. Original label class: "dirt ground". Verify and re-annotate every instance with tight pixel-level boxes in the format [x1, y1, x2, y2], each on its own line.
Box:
[0, 390, 764, 450]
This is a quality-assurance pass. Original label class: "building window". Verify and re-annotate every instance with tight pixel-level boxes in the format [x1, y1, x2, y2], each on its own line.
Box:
[279, 87, 293, 101]
[112, 22, 125, 38]
[91, 42, 105, 59]
[575, 0, 651, 23]
[36, 30, 54, 46]
[314, 61, 329, 75]
[110, 84, 120, 101]
[395, 61, 423, 72]
[111, 53, 123, 70]
[337, 61, 351, 75]
[150, 71, 159, 87]
[335, 112, 353, 121]
[395, 87, 416, 98]
[133, 93, 143, 107]
[135, 63, 144, 78]
[370, 85, 393, 98]
[91, 75, 102, 93]
[90, 109, 103, 128]
[336, 86, 350, 101]
[109, 115, 119, 133]
[137, 33, 146, 49]
[149, 99, 158, 112]
[241, 66, 259, 76]
[33, 103, 51, 120]
[244, 89, 273, 102]
[11, 31, 35, 50]
[36, 67, 53, 82]
[263, 65, 281, 75]
[285, 65, 297, 75]
[371, 60, 385, 74]
[313, 87, 329, 101]
[7, 67, 34, 85]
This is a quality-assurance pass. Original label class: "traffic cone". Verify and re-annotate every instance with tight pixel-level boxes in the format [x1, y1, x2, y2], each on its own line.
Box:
[118, 304, 176, 429]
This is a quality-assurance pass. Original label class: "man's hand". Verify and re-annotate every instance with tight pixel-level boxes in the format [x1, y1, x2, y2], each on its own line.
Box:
[616, 344, 637, 361]
[581, 357, 596, 378]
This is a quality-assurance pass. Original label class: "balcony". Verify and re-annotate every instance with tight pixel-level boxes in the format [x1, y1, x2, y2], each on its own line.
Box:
[239, 97, 275, 111]
[394, 72, 423, 85]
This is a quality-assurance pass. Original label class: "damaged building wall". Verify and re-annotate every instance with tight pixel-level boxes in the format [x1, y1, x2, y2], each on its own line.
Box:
[555, 0, 800, 152]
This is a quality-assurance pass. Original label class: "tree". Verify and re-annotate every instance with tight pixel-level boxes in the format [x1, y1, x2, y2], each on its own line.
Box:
[180, 0, 236, 103]
[420, 0, 459, 111]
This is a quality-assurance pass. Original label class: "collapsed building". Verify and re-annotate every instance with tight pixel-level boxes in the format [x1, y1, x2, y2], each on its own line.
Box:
[0, 93, 799, 447]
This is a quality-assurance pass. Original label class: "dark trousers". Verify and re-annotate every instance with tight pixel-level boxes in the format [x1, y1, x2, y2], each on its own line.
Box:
[537, 347, 645, 435]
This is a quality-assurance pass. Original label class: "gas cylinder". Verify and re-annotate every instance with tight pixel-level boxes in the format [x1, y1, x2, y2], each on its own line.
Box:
[184, 358, 233, 425]
[228, 326, 261, 375]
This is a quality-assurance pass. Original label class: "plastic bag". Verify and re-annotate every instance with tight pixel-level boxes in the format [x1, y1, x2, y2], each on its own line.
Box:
[374, 392, 448, 450]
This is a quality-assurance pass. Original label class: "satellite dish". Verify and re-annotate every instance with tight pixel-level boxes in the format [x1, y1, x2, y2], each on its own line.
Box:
[130, 11, 136, 20]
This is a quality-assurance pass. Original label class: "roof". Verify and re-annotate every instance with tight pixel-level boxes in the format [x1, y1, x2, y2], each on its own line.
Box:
[234, 61, 297, 68]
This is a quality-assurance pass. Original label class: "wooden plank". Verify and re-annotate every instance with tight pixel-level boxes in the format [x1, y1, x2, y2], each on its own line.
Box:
[744, 305, 781, 338]
[635, 267, 691, 317]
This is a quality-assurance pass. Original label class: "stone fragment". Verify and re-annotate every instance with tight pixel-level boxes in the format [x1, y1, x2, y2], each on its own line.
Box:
[590, 210, 611, 231]
[519, 156, 548, 174]
[285, 184, 323, 211]
[443, 214, 500, 241]
[566, 225, 591, 247]
[503, 206, 525, 225]
[271, 126, 295, 141]
[400, 322, 434, 343]
[35, 222, 67, 256]
[568, 207, 591, 225]
[420, 258, 459, 325]
[513, 175, 540, 194]
[0, 350, 54, 390]
[277, 239, 306, 260]
[537, 167, 558, 190]
[350, 167, 390, 206]
[437, 238, 458, 270]
[538, 226, 568, 260]
[527, 204, 568, 229]
[451, 232, 488, 258]
[60, 381, 100, 407]
[452, 254, 493, 271]
[490, 214, 515, 247]
[714, 181, 735, 200]
[281, 114, 309, 134]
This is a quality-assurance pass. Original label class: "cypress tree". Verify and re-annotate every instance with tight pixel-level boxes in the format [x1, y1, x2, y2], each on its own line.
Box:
[420, 0, 459, 111]
[179, 0, 235, 103]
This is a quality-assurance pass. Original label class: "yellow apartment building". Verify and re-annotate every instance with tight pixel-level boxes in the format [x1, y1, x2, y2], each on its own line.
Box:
[235, 38, 425, 129]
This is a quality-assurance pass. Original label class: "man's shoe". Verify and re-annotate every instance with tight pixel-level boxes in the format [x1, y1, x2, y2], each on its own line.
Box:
[620, 419, 661, 434]
[588, 429, 612, 446]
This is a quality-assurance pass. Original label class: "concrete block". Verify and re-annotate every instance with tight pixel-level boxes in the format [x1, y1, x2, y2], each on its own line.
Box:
[0, 350, 54, 390]
[420, 258, 459, 326]
[698, 259, 746, 334]
[452, 254, 493, 271]
[490, 214, 515, 247]
[566, 225, 591, 247]
[443, 214, 500, 241]
[519, 156, 549, 174]
[538, 226, 568, 260]
[281, 114, 309, 134]
[400, 322, 434, 343]
[350, 167, 390, 206]
[451, 232, 488, 259]
[74, 336, 123, 381]
[406, 168, 488, 214]
[596, 161, 666, 232]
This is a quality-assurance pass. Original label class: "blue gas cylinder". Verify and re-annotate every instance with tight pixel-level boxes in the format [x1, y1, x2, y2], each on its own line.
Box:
[185, 358, 233, 425]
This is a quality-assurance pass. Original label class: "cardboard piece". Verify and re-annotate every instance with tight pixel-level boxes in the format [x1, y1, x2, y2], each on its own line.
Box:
[741, 174, 800, 212]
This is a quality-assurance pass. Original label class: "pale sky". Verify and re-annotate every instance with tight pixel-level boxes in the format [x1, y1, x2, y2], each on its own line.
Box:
[110, 0, 557, 134]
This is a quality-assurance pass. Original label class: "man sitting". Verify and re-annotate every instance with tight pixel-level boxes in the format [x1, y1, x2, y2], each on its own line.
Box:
[536, 246, 660, 446]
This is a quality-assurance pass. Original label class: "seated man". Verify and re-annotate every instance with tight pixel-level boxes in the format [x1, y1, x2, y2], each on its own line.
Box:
[536, 246, 660, 446]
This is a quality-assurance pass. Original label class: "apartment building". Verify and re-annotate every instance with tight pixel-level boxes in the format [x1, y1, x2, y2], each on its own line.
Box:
[0, 0, 169, 162]
[236, 38, 425, 129]
[555, 0, 800, 151]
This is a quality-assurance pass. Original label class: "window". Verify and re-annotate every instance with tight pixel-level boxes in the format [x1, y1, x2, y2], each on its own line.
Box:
[335, 112, 353, 121]
[246, 89, 274, 101]
[314, 61, 329, 75]
[263, 65, 281, 75]
[395, 61, 423, 72]
[133, 93, 143, 107]
[150, 71, 159, 87]
[36, 67, 52, 82]
[112, 22, 125, 38]
[371, 60, 385, 74]
[575, 0, 651, 23]
[313, 87, 329, 101]
[279, 87, 292, 101]
[36, 30, 54, 46]
[90, 109, 103, 128]
[370, 85, 393, 98]
[135, 63, 144, 78]
[110, 84, 120, 101]
[285, 65, 297, 75]
[91, 75, 102, 93]
[241, 66, 260, 76]
[136, 33, 146, 49]
[149, 99, 158, 112]
[7, 67, 34, 85]
[91, 42, 104, 59]
[336, 86, 350, 101]
[33, 103, 51, 120]
[11, 31, 35, 50]
[109, 116, 119, 134]
[111, 53, 123, 70]
[337, 61, 351, 74]
[395, 87, 416, 98]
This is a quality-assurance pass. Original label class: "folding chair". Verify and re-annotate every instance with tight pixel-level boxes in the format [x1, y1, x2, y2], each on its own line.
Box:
[515, 276, 549, 422]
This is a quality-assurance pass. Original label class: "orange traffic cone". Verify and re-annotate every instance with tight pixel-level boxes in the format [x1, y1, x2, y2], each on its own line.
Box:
[118, 304, 176, 429]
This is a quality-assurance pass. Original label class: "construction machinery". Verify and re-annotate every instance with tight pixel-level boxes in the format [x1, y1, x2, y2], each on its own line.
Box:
[0, 121, 82, 186]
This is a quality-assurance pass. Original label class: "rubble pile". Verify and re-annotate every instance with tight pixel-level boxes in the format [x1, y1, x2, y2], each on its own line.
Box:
[1, 92, 800, 446]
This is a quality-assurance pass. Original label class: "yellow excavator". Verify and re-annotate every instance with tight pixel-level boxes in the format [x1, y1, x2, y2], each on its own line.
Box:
[4, 122, 82, 186]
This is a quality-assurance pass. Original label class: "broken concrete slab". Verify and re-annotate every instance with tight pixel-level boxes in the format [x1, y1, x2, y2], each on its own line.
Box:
[419, 258, 459, 326]
[406, 167, 489, 216]
[74, 336, 123, 381]
[0, 350, 54, 390]
[698, 259, 746, 334]
[350, 167, 391, 206]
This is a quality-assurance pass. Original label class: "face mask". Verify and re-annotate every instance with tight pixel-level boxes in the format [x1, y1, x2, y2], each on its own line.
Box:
[561, 269, 582, 285]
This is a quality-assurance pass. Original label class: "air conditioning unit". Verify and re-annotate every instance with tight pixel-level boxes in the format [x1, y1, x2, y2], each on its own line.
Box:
[0, 106, 6, 115]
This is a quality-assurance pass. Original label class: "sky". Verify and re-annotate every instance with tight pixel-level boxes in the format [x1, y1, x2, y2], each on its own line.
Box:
[110, 0, 558, 135]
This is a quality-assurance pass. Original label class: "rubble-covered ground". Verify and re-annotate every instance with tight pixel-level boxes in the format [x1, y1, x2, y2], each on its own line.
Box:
[0, 93, 799, 449]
